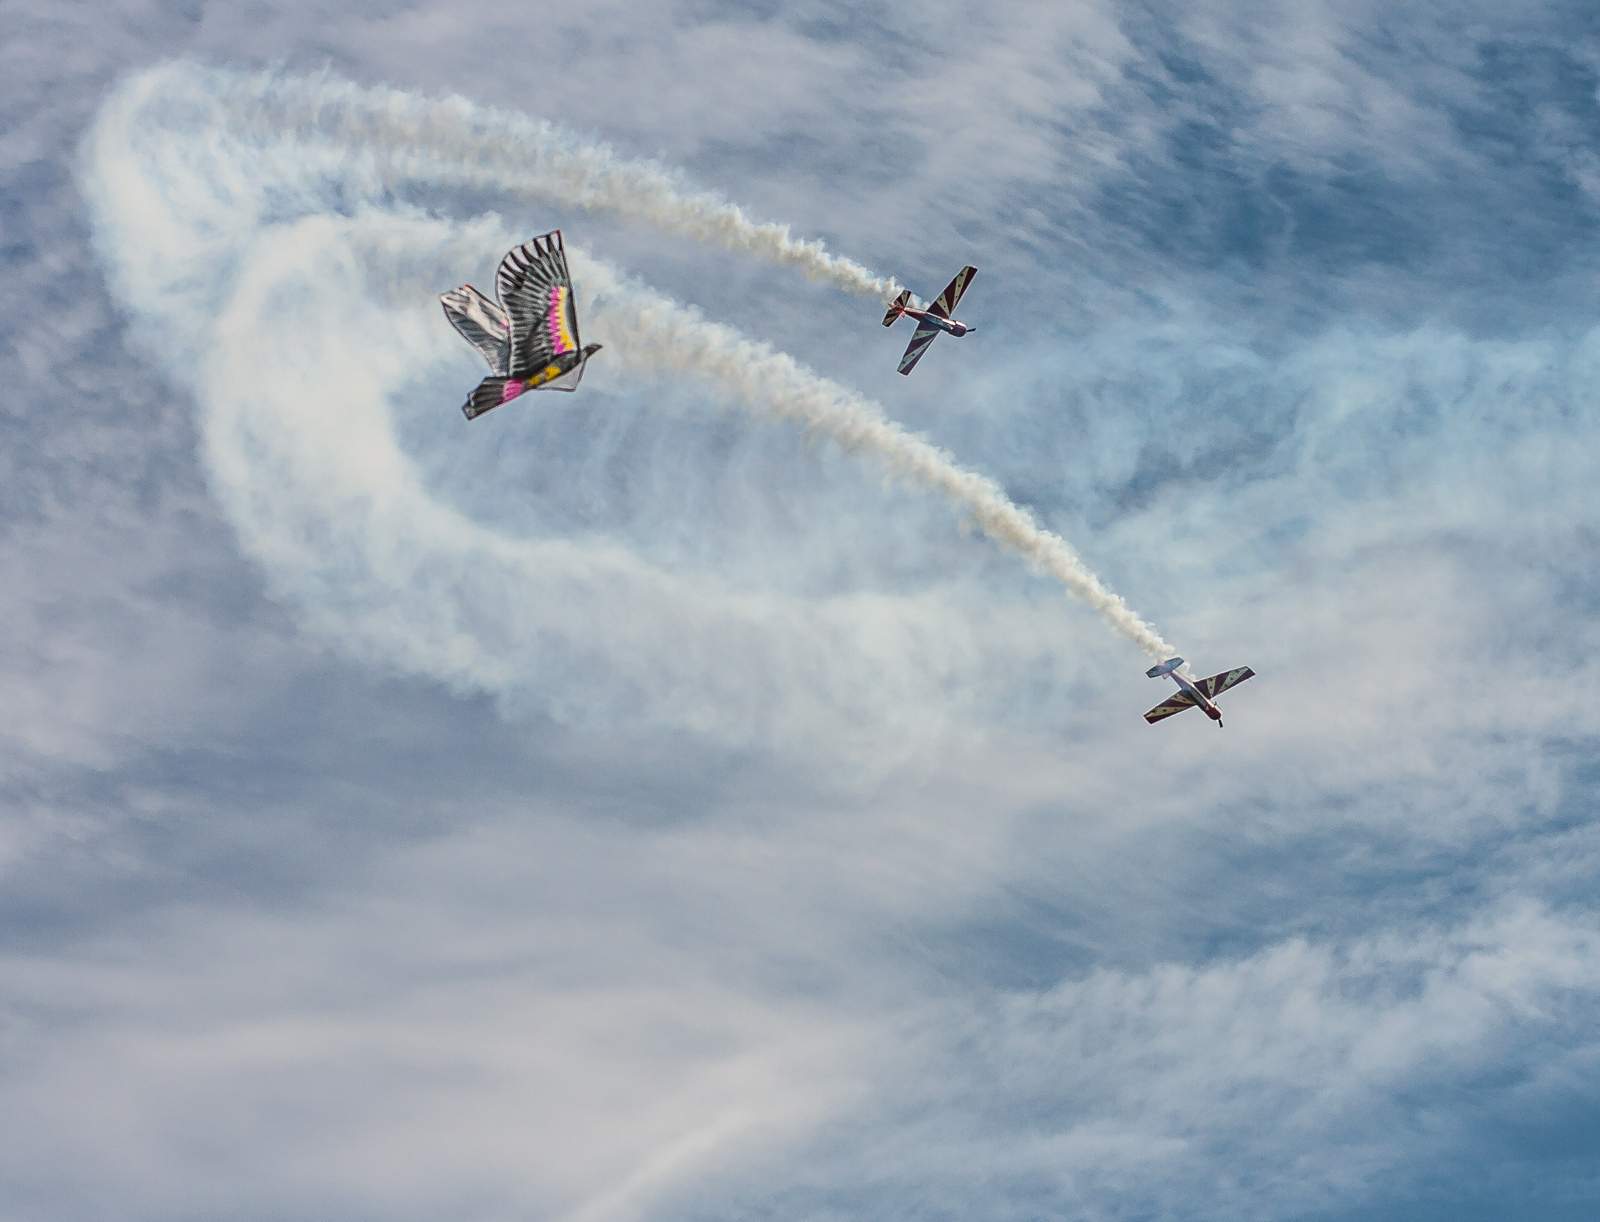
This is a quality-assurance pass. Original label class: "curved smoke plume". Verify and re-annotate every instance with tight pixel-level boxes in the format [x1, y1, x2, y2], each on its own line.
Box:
[81, 60, 1175, 744]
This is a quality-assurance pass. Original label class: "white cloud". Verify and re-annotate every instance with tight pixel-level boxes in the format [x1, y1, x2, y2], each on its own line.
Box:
[7, 3, 1600, 1220]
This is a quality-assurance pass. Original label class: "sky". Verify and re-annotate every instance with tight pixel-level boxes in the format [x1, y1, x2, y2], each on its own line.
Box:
[5, 2, 1600, 1219]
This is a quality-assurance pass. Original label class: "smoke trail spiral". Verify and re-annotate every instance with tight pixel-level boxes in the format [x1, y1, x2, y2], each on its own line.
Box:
[83, 59, 1176, 738]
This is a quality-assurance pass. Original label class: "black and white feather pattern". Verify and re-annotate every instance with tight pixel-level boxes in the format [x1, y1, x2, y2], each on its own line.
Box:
[495, 230, 581, 379]
[440, 284, 510, 376]
[443, 230, 601, 421]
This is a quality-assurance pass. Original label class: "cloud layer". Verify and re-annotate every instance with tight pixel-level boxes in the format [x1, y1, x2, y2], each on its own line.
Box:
[81, 61, 1182, 755]
[6, 4, 1600, 1221]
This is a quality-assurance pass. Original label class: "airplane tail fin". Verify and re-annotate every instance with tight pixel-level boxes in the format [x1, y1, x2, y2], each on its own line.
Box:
[1146, 657, 1184, 678]
[882, 290, 911, 327]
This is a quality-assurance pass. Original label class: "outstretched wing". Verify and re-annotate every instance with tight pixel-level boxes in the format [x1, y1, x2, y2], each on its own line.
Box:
[928, 266, 977, 319]
[497, 231, 582, 380]
[898, 318, 942, 375]
[440, 285, 510, 375]
[1193, 667, 1255, 701]
[1143, 691, 1198, 724]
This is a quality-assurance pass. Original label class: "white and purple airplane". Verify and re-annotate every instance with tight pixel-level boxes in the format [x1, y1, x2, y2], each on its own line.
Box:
[882, 265, 977, 374]
[1144, 657, 1255, 727]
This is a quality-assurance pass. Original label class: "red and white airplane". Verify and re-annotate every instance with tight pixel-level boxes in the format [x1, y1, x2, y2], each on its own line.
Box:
[882, 265, 977, 374]
[1144, 657, 1255, 727]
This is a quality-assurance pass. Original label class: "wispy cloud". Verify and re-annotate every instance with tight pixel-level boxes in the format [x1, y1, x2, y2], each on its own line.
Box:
[6, 3, 1600, 1220]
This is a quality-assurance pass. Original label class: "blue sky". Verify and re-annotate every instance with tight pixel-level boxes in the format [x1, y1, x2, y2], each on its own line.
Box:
[5, 2, 1600, 1219]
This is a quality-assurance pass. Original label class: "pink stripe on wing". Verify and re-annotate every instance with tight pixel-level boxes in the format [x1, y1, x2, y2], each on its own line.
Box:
[547, 286, 576, 354]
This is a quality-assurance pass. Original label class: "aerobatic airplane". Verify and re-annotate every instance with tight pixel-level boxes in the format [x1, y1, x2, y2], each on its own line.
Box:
[882, 265, 978, 375]
[441, 229, 602, 420]
[1143, 657, 1255, 727]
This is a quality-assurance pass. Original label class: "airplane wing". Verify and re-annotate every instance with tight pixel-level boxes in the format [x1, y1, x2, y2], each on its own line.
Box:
[927, 266, 977, 319]
[898, 318, 942, 375]
[440, 284, 510, 376]
[1193, 667, 1256, 701]
[1143, 691, 1198, 723]
[497, 230, 583, 380]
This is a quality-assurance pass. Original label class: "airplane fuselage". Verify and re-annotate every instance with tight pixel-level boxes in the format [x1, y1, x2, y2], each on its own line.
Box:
[1171, 672, 1224, 723]
[900, 306, 973, 337]
[1145, 656, 1253, 727]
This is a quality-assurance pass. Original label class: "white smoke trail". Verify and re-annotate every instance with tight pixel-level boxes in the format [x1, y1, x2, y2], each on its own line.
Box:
[133, 60, 904, 302]
[569, 258, 1175, 658]
[85, 59, 1176, 712]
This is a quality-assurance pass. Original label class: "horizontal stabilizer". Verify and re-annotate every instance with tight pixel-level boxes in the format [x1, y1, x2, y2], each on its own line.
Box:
[1194, 667, 1255, 700]
[882, 289, 911, 327]
[1144, 691, 1197, 723]
[1146, 657, 1184, 678]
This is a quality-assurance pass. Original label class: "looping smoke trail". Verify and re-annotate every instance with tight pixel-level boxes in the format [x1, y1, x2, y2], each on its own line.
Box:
[90, 59, 1176, 665]
[148, 60, 904, 302]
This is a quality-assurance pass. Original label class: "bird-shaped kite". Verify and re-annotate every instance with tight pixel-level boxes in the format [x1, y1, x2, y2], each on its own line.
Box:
[440, 230, 602, 420]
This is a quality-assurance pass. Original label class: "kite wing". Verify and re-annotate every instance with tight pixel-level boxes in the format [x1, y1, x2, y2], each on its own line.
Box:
[928, 266, 977, 319]
[441, 284, 510, 376]
[898, 318, 942, 375]
[497, 230, 583, 379]
[455, 231, 602, 420]
[1193, 667, 1255, 701]
[1143, 691, 1198, 723]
